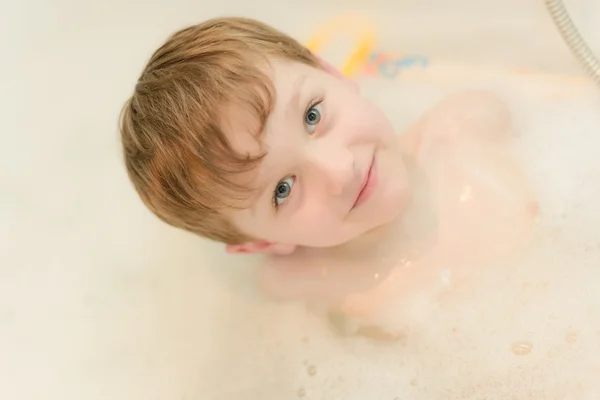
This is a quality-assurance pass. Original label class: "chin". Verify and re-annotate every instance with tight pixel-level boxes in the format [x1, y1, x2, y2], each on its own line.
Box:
[375, 185, 411, 225]
[370, 206, 403, 232]
[307, 229, 372, 248]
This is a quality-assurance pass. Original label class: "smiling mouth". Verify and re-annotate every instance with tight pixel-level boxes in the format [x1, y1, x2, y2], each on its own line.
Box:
[352, 155, 377, 209]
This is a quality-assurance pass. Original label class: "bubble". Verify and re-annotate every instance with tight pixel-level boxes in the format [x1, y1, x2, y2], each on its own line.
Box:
[439, 269, 452, 286]
[565, 331, 579, 343]
[511, 340, 533, 355]
[459, 184, 472, 203]
[527, 201, 539, 216]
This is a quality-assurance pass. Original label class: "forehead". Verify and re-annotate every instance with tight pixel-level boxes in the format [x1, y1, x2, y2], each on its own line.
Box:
[268, 59, 320, 102]
[217, 102, 265, 205]
[223, 59, 319, 155]
[220, 59, 322, 198]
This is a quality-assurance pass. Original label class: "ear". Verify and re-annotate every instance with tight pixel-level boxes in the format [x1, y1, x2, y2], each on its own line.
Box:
[226, 241, 297, 256]
[314, 54, 359, 90]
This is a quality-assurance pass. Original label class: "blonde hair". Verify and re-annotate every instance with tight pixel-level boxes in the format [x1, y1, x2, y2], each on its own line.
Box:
[119, 17, 320, 243]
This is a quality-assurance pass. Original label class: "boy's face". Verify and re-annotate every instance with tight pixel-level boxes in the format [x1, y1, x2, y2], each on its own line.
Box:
[227, 58, 410, 253]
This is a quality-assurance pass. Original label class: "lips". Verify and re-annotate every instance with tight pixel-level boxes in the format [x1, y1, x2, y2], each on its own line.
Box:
[352, 155, 377, 209]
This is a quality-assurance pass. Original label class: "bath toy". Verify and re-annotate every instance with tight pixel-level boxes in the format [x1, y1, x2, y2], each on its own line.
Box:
[307, 3, 600, 87]
[305, 13, 376, 77]
[306, 16, 431, 80]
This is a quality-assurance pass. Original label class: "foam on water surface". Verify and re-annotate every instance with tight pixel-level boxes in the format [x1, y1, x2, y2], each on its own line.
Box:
[221, 75, 600, 400]
[11, 75, 597, 400]
[304, 75, 600, 399]
[3, 3, 600, 398]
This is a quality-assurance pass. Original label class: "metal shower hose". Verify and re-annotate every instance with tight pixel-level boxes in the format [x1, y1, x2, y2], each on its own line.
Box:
[545, 0, 600, 85]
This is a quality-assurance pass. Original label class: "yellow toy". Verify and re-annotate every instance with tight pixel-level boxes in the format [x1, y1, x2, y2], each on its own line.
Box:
[305, 13, 376, 78]
[308, 3, 599, 86]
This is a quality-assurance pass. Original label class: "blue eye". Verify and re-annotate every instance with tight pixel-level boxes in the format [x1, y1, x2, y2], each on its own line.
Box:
[273, 176, 295, 207]
[304, 102, 322, 134]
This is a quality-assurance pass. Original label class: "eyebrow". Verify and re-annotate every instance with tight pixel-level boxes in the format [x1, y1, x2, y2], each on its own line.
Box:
[249, 75, 307, 216]
[286, 74, 307, 120]
[250, 164, 273, 216]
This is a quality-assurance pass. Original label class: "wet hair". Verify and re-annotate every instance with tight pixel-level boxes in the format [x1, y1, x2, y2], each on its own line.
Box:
[119, 17, 320, 243]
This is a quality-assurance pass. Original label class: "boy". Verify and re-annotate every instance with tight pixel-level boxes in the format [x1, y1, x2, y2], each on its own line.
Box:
[120, 17, 537, 319]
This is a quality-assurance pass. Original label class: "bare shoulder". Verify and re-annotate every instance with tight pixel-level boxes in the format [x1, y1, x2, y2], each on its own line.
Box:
[422, 90, 514, 140]
[398, 90, 514, 158]
[439, 90, 512, 125]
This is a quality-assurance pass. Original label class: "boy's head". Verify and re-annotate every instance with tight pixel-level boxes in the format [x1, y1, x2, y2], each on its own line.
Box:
[120, 17, 410, 255]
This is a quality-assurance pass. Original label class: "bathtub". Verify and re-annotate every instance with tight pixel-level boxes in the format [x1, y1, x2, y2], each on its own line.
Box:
[1, 0, 600, 399]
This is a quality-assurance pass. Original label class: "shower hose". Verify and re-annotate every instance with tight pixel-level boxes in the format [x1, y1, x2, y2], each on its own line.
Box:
[545, 0, 600, 85]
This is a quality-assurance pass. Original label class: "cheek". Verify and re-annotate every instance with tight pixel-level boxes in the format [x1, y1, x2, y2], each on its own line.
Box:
[285, 203, 343, 241]
[338, 99, 394, 141]
[291, 204, 335, 229]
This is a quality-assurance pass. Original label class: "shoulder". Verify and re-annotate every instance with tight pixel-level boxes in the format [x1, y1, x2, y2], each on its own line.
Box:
[422, 90, 514, 141]
[399, 90, 516, 159]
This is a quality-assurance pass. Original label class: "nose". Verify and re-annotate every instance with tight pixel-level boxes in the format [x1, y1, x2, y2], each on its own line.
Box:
[306, 142, 354, 195]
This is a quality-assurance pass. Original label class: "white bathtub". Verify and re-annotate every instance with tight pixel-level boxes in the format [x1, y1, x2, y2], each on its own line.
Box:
[2, 1, 600, 399]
